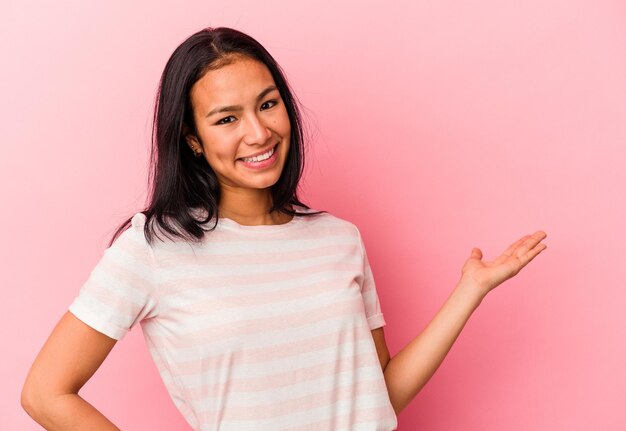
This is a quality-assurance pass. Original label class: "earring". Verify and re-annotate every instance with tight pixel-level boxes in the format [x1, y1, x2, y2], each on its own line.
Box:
[193, 149, 203, 157]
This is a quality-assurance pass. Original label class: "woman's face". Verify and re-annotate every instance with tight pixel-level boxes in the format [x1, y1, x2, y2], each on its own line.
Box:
[186, 55, 291, 196]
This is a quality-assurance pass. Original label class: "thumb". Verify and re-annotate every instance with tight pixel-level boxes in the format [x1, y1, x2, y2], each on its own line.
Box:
[470, 247, 482, 259]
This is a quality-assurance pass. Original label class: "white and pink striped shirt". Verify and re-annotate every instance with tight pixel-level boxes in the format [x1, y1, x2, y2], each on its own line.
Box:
[69, 205, 397, 430]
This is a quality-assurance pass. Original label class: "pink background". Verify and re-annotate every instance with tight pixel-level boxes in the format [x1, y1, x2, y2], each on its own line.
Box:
[3, 1, 625, 429]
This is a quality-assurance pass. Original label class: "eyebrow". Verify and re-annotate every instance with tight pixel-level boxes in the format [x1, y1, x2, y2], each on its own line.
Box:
[205, 85, 279, 118]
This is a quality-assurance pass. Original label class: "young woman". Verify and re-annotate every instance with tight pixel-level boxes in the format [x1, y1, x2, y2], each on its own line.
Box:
[21, 27, 547, 430]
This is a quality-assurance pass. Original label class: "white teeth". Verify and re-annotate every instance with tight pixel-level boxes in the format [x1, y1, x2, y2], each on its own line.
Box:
[241, 146, 274, 163]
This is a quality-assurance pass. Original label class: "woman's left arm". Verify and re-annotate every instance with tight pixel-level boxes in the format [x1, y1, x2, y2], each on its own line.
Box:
[382, 231, 547, 415]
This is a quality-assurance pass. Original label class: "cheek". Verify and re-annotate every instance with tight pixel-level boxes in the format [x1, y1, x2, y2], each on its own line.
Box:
[202, 133, 237, 161]
[275, 105, 291, 133]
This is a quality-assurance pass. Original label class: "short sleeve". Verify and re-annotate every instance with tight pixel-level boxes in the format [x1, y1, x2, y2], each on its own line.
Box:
[354, 226, 387, 330]
[68, 213, 158, 340]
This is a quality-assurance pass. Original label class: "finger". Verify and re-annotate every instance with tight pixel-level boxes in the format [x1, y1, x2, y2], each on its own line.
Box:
[470, 247, 482, 259]
[501, 234, 531, 257]
[516, 231, 548, 257]
[528, 230, 548, 243]
[518, 242, 548, 266]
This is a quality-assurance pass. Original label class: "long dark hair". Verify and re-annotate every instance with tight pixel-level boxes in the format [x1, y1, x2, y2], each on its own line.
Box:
[108, 27, 325, 248]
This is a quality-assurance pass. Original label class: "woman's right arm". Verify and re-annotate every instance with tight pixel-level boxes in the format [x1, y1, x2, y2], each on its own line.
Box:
[21, 310, 121, 430]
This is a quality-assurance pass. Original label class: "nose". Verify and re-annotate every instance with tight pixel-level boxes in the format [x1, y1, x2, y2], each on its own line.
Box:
[242, 112, 272, 146]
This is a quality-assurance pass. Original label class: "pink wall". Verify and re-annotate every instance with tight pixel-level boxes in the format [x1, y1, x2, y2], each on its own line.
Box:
[3, 1, 625, 429]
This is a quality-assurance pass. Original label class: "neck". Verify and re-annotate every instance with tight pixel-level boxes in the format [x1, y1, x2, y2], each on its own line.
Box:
[218, 186, 293, 226]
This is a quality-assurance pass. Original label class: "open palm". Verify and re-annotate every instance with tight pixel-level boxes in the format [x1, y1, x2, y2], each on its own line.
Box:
[461, 231, 548, 295]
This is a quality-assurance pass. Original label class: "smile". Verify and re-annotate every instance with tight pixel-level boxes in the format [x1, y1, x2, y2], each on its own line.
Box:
[239, 144, 276, 163]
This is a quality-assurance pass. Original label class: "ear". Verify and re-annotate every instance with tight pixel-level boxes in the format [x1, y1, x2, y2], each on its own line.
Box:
[183, 126, 202, 154]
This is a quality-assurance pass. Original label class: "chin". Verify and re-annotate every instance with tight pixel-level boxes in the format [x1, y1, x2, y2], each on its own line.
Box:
[255, 176, 282, 190]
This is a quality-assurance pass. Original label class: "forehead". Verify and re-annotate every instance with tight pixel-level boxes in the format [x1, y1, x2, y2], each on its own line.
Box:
[190, 57, 276, 108]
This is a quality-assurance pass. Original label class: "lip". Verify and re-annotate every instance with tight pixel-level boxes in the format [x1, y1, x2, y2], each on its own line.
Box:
[238, 143, 279, 170]
[237, 143, 278, 160]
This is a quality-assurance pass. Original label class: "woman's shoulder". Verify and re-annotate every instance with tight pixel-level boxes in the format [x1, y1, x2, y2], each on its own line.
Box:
[129, 211, 199, 247]
[104, 212, 154, 257]
[131, 211, 148, 229]
[124, 211, 181, 247]
[296, 205, 360, 234]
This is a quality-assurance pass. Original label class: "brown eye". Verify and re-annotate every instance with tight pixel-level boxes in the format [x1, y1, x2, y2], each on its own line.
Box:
[261, 100, 278, 110]
[216, 116, 236, 125]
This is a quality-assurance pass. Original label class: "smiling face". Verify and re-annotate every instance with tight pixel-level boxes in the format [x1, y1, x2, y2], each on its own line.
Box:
[185, 55, 291, 200]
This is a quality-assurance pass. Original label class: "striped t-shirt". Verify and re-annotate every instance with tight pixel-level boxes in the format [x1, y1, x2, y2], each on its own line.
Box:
[68, 205, 398, 431]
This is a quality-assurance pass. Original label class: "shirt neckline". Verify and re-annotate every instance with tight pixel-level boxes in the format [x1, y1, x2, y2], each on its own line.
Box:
[217, 212, 301, 231]
[207, 204, 315, 232]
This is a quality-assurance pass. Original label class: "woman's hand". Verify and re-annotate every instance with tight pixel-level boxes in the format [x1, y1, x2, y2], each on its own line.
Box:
[384, 231, 548, 414]
[460, 231, 548, 298]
